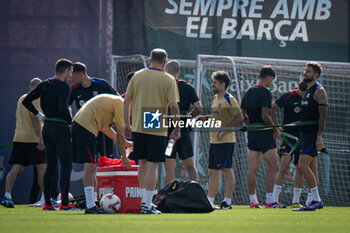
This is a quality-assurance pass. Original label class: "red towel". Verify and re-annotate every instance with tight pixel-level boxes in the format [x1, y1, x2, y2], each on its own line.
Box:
[98, 156, 136, 167]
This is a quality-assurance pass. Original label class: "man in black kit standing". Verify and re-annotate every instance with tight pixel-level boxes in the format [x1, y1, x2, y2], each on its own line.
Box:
[295, 62, 327, 211]
[23, 58, 80, 211]
[69, 62, 117, 158]
[241, 65, 280, 208]
[163, 60, 202, 185]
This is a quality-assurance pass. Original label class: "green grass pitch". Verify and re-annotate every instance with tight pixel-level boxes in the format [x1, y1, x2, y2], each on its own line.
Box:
[1, 205, 349, 233]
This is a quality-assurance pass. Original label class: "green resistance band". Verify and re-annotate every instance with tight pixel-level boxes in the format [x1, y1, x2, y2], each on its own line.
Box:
[45, 117, 67, 123]
[0, 142, 13, 149]
[242, 120, 318, 132]
[278, 132, 300, 156]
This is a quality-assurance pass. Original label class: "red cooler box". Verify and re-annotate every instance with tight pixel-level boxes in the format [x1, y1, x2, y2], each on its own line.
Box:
[96, 165, 140, 213]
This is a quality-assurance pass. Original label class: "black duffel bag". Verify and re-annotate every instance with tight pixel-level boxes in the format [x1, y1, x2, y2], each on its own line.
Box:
[153, 179, 214, 213]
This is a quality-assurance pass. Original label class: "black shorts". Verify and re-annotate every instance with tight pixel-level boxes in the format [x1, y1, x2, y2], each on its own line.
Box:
[167, 130, 193, 160]
[9, 142, 46, 166]
[279, 132, 301, 165]
[279, 142, 301, 165]
[132, 132, 167, 162]
[300, 132, 318, 157]
[209, 143, 235, 170]
[72, 122, 97, 164]
[247, 130, 276, 154]
[96, 131, 115, 157]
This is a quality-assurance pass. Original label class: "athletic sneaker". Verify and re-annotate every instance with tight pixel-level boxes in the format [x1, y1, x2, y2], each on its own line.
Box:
[250, 202, 261, 208]
[265, 202, 278, 208]
[307, 200, 324, 210]
[140, 202, 146, 213]
[291, 203, 303, 209]
[272, 201, 287, 208]
[1, 196, 15, 208]
[141, 205, 161, 214]
[220, 201, 232, 209]
[85, 206, 105, 214]
[29, 200, 44, 207]
[51, 199, 59, 207]
[292, 205, 315, 211]
[42, 204, 57, 211]
[30, 198, 58, 207]
[59, 203, 82, 211]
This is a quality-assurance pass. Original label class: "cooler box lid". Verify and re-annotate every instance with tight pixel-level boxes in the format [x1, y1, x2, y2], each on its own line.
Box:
[96, 165, 139, 176]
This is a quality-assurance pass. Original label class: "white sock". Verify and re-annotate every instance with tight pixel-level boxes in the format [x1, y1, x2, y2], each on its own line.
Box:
[249, 194, 258, 204]
[4, 192, 11, 199]
[39, 192, 45, 203]
[292, 188, 302, 204]
[310, 186, 321, 202]
[94, 192, 97, 202]
[266, 193, 274, 203]
[144, 190, 154, 209]
[306, 192, 313, 205]
[141, 188, 146, 205]
[273, 185, 282, 202]
[207, 196, 214, 204]
[84, 186, 95, 209]
[223, 197, 231, 205]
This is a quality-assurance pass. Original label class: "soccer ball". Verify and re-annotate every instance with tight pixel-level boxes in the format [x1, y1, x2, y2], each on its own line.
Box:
[100, 194, 121, 213]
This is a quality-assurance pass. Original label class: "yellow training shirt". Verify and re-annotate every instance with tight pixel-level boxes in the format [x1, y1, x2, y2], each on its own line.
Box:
[210, 92, 242, 144]
[125, 68, 179, 137]
[73, 94, 124, 137]
[13, 94, 42, 143]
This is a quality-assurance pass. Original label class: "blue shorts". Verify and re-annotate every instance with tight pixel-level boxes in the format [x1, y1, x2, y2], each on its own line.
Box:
[300, 132, 318, 157]
[209, 143, 235, 170]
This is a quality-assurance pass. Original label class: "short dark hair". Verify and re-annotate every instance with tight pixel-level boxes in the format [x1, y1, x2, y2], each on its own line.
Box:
[306, 62, 322, 78]
[212, 71, 230, 89]
[55, 58, 73, 74]
[298, 80, 307, 92]
[260, 65, 276, 79]
[165, 60, 181, 76]
[126, 71, 134, 82]
[150, 48, 167, 63]
[73, 62, 87, 74]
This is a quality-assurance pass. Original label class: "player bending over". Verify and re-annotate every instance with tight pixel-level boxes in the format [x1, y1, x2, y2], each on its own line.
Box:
[72, 94, 131, 214]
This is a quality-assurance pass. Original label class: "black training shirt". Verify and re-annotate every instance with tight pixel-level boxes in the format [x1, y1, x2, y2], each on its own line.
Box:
[241, 84, 272, 124]
[177, 79, 199, 112]
[275, 89, 302, 134]
[301, 82, 322, 132]
[69, 77, 116, 109]
[23, 78, 72, 124]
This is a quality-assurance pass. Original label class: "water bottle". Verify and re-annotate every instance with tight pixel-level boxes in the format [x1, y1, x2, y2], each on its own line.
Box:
[165, 139, 174, 157]
[318, 148, 330, 195]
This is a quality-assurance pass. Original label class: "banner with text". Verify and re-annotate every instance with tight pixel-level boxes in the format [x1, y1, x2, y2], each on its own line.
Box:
[143, 0, 348, 61]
